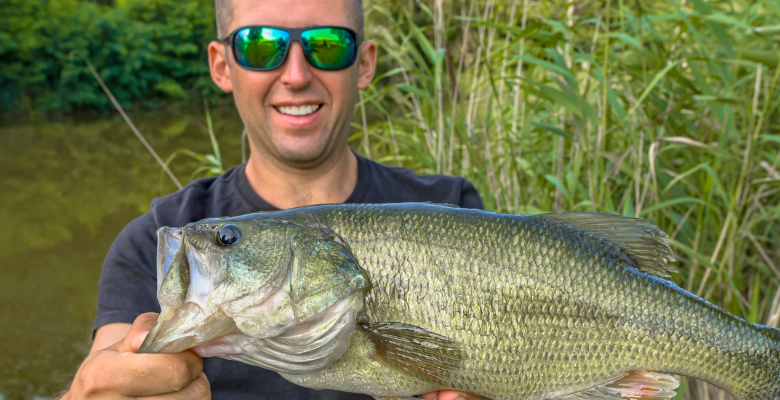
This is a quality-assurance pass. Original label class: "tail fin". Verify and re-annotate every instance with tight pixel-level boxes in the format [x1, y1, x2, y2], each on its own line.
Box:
[734, 325, 780, 400]
[762, 327, 780, 400]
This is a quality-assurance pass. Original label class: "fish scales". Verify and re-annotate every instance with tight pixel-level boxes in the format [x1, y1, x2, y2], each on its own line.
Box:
[287, 204, 779, 399]
[139, 203, 780, 400]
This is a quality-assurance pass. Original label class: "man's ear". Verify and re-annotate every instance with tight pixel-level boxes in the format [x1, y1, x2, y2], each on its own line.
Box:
[356, 40, 377, 91]
[209, 41, 234, 93]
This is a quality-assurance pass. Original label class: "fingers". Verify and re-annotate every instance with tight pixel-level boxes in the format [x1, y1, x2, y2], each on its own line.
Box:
[105, 313, 159, 353]
[76, 348, 203, 397]
[419, 391, 492, 400]
[140, 372, 210, 400]
[70, 313, 206, 399]
[108, 351, 204, 397]
[128, 312, 161, 353]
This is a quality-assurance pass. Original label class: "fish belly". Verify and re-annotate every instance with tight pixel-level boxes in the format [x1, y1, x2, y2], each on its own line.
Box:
[281, 328, 441, 398]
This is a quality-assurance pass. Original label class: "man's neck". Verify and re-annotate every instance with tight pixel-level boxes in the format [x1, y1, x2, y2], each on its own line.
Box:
[244, 147, 358, 210]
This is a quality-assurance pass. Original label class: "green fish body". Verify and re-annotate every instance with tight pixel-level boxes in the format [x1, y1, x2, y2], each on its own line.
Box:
[139, 203, 780, 400]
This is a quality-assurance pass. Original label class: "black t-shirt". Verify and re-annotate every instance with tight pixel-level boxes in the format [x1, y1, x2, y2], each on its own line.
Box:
[95, 155, 483, 400]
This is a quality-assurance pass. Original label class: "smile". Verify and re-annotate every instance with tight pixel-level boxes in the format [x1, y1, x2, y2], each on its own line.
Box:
[274, 104, 322, 117]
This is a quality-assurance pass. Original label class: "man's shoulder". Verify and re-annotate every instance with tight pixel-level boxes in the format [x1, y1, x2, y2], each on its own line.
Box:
[359, 157, 484, 209]
[367, 158, 461, 186]
[148, 175, 219, 227]
[108, 174, 222, 252]
[148, 165, 256, 228]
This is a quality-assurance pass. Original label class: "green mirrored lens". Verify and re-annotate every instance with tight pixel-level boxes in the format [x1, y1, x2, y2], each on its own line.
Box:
[234, 27, 289, 70]
[301, 28, 357, 70]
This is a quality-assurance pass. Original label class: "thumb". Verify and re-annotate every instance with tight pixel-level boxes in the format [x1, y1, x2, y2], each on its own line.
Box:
[107, 312, 160, 353]
[420, 391, 492, 400]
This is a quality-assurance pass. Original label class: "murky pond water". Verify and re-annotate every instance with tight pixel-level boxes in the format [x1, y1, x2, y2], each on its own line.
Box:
[0, 107, 245, 399]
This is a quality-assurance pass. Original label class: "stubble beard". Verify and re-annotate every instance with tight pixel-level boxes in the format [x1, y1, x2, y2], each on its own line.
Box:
[250, 118, 347, 170]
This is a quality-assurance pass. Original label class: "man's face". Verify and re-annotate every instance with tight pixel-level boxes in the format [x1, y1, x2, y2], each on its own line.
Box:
[208, 0, 376, 168]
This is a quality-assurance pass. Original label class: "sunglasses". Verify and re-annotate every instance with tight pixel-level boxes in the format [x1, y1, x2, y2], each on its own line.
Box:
[221, 25, 361, 71]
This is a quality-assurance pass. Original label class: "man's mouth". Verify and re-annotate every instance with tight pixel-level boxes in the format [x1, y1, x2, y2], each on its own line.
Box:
[274, 104, 322, 117]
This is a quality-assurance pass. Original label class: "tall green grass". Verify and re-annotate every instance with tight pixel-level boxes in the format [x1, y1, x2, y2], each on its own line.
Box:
[359, 0, 780, 397]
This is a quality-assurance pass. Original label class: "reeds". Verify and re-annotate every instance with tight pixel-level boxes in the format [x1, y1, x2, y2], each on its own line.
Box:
[163, 99, 226, 180]
[361, 0, 780, 397]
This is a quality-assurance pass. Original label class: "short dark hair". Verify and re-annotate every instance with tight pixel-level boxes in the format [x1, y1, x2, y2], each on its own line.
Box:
[215, 0, 364, 40]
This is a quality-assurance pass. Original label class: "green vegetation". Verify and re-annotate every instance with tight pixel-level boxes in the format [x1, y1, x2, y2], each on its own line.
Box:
[3, 0, 780, 398]
[357, 1, 780, 397]
[0, 0, 223, 116]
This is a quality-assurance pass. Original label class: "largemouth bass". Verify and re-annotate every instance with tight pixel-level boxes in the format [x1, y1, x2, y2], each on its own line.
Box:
[138, 203, 780, 400]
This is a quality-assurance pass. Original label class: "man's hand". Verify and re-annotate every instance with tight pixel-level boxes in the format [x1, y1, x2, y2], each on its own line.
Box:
[419, 390, 492, 400]
[62, 313, 210, 399]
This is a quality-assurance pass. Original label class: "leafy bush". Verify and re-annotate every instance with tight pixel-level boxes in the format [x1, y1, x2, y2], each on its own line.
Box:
[0, 0, 223, 115]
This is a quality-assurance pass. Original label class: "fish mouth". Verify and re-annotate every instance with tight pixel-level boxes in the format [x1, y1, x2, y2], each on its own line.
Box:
[139, 227, 235, 354]
[138, 301, 239, 354]
[139, 227, 240, 354]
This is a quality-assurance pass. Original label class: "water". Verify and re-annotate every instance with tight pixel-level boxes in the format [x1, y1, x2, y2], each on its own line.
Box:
[0, 108, 244, 399]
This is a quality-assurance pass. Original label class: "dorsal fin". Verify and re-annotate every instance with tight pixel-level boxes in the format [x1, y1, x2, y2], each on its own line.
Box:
[539, 212, 677, 279]
[557, 370, 680, 399]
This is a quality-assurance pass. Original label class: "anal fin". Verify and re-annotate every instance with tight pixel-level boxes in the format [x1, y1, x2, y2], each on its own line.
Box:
[557, 371, 680, 399]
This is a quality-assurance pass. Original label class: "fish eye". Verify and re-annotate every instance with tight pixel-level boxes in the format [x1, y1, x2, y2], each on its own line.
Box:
[216, 224, 241, 247]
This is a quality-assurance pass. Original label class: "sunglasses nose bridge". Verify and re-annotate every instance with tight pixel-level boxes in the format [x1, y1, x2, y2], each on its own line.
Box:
[278, 41, 314, 87]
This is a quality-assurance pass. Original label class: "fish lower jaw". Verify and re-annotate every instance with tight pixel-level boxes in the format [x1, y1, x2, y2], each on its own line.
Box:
[192, 293, 365, 374]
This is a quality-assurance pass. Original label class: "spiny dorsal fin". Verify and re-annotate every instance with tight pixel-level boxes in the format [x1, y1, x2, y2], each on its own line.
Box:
[361, 322, 463, 383]
[539, 212, 677, 279]
[557, 370, 680, 399]
[425, 202, 461, 208]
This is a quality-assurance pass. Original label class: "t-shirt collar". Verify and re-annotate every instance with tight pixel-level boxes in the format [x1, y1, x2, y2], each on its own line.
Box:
[234, 151, 371, 210]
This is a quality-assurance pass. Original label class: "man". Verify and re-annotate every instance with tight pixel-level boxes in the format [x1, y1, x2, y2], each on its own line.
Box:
[61, 0, 487, 399]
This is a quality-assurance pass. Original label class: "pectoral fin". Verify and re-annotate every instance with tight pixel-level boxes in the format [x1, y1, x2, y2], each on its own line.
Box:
[360, 322, 463, 383]
[557, 370, 679, 399]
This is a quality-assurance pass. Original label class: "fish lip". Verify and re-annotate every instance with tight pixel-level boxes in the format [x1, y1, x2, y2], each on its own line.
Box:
[139, 302, 237, 354]
[142, 227, 200, 354]
[142, 227, 186, 355]
[156, 227, 183, 295]
[139, 305, 179, 353]
[156, 226, 218, 310]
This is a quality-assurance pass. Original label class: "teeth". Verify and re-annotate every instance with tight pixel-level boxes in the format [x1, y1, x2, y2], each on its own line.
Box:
[276, 104, 321, 116]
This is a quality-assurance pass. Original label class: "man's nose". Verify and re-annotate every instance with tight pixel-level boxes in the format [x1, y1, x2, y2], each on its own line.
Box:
[279, 42, 313, 89]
